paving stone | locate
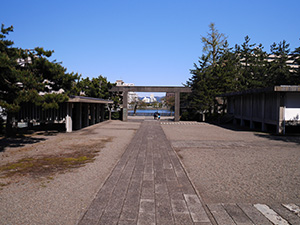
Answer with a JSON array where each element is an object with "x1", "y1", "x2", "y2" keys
[
  {"x1": 171, "y1": 200, "x2": 189, "y2": 213},
  {"x1": 167, "y1": 180, "x2": 184, "y2": 200},
  {"x1": 143, "y1": 173, "x2": 154, "y2": 181},
  {"x1": 207, "y1": 203, "x2": 235, "y2": 225},
  {"x1": 137, "y1": 212, "x2": 155, "y2": 225},
  {"x1": 223, "y1": 203, "x2": 253, "y2": 225},
  {"x1": 156, "y1": 196, "x2": 174, "y2": 225},
  {"x1": 173, "y1": 213, "x2": 194, "y2": 225},
  {"x1": 141, "y1": 187, "x2": 155, "y2": 200},
  {"x1": 155, "y1": 183, "x2": 168, "y2": 194},
  {"x1": 118, "y1": 220, "x2": 137, "y2": 225},
  {"x1": 184, "y1": 194, "x2": 211, "y2": 223},
  {"x1": 139, "y1": 199, "x2": 155, "y2": 213},
  {"x1": 142, "y1": 180, "x2": 154, "y2": 189},
  {"x1": 254, "y1": 204, "x2": 289, "y2": 225},
  {"x1": 98, "y1": 210, "x2": 119, "y2": 225},
  {"x1": 270, "y1": 204, "x2": 300, "y2": 225},
  {"x1": 238, "y1": 203, "x2": 273, "y2": 225},
  {"x1": 164, "y1": 168, "x2": 177, "y2": 181}
]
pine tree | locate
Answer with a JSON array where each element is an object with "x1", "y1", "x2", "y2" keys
[
  {"x1": 0, "y1": 25, "x2": 80, "y2": 135},
  {"x1": 291, "y1": 43, "x2": 300, "y2": 84},
  {"x1": 201, "y1": 23, "x2": 227, "y2": 66},
  {"x1": 267, "y1": 40, "x2": 292, "y2": 85}
]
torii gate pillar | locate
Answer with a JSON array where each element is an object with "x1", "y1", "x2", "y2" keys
[
  {"x1": 122, "y1": 90, "x2": 128, "y2": 122},
  {"x1": 174, "y1": 92, "x2": 180, "y2": 122}
]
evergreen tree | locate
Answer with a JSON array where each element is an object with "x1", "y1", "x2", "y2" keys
[
  {"x1": 77, "y1": 75, "x2": 113, "y2": 99},
  {"x1": 0, "y1": 24, "x2": 79, "y2": 135},
  {"x1": 188, "y1": 54, "x2": 214, "y2": 113},
  {"x1": 292, "y1": 43, "x2": 300, "y2": 84},
  {"x1": 235, "y1": 36, "x2": 268, "y2": 89},
  {"x1": 267, "y1": 40, "x2": 292, "y2": 85},
  {"x1": 188, "y1": 24, "x2": 229, "y2": 116},
  {"x1": 201, "y1": 23, "x2": 227, "y2": 66},
  {"x1": 76, "y1": 75, "x2": 120, "y2": 109}
]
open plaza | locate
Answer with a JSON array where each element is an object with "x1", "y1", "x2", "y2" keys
[{"x1": 0, "y1": 117, "x2": 299, "y2": 224}]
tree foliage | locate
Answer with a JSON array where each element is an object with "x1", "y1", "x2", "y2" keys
[
  {"x1": 201, "y1": 23, "x2": 227, "y2": 65},
  {"x1": 187, "y1": 23, "x2": 300, "y2": 120},
  {"x1": 0, "y1": 24, "x2": 80, "y2": 135},
  {"x1": 75, "y1": 75, "x2": 120, "y2": 108}
]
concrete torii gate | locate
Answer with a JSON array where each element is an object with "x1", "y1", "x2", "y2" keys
[{"x1": 110, "y1": 86, "x2": 192, "y2": 122}]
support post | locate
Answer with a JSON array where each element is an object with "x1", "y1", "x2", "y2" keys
[
  {"x1": 82, "y1": 104, "x2": 89, "y2": 127},
  {"x1": 250, "y1": 95, "x2": 254, "y2": 129},
  {"x1": 277, "y1": 93, "x2": 285, "y2": 134},
  {"x1": 96, "y1": 104, "x2": 100, "y2": 123},
  {"x1": 108, "y1": 105, "x2": 112, "y2": 120},
  {"x1": 75, "y1": 103, "x2": 82, "y2": 130},
  {"x1": 240, "y1": 95, "x2": 244, "y2": 126},
  {"x1": 174, "y1": 92, "x2": 180, "y2": 122},
  {"x1": 100, "y1": 104, "x2": 105, "y2": 122},
  {"x1": 261, "y1": 93, "x2": 266, "y2": 132},
  {"x1": 66, "y1": 103, "x2": 73, "y2": 132},
  {"x1": 91, "y1": 104, "x2": 95, "y2": 125},
  {"x1": 122, "y1": 91, "x2": 128, "y2": 122}
]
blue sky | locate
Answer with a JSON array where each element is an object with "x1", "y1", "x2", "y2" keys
[{"x1": 1, "y1": 0, "x2": 300, "y2": 88}]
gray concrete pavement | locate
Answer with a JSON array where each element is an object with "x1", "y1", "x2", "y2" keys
[{"x1": 161, "y1": 121, "x2": 300, "y2": 204}]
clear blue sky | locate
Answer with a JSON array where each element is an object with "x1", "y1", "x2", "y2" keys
[{"x1": 2, "y1": 0, "x2": 300, "y2": 87}]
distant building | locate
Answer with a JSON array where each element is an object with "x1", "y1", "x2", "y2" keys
[
  {"x1": 116, "y1": 80, "x2": 139, "y2": 107},
  {"x1": 142, "y1": 97, "x2": 150, "y2": 103},
  {"x1": 141, "y1": 94, "x2": 157, "y2": 103},
  {"x1": 267, "y1": 54, "x2": 299, "y2": 72},
  {"x1": 149, "y1": 94, "x2": 157, "y2": 102}
]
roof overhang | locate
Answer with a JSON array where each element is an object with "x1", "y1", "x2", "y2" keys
[
  {"x1": 220, "y1": 85, "x2": 300, "y2": 97},
  {"x1": 68, "y1": 95, "x2": 113, "y2": 104}
]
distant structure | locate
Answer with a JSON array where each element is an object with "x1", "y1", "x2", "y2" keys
[
  {"x1": 116, "y1": 80, "x2": 139, "y2": 107},
  {"x1": 267, "y1": 54, "x2": 299, "y2": 72},
  {"x1": 142, "y1": 94, "x2": 157, "y2": 103}
]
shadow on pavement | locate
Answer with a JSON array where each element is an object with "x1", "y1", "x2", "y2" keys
[
  {"x1": 0, "y1": 136, "x2": 47, "y2": 152},
  {"x1": 254, "y1": 133, "x2": 300, "y2": 145},
  {"x1": 212, "y1": 122, "x2": 300, "y2": 145}
]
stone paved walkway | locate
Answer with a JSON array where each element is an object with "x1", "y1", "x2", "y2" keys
[
  {"x1": 78, "y1": 121, "x2": 211, "y2": 225},
  {"x1": 78, "y1": 120, "x2": 300, "y2": 225}
]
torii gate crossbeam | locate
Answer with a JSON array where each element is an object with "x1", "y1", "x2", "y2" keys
[{"x1": 110, "y1": 86, "x2": 192, "y2": 122}]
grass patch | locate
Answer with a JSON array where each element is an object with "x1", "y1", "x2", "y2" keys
[
  {"x1": 0, "y1": 136, "x2": 114, "y2": 188},
  {"x1": 0, "y1": 182, "x2": 9, "y2": 187},
  {"x1": 0, "y1": 149, "x2": 98, "y2": 179}
]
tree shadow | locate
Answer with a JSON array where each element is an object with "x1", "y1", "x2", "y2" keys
[
  {"x1": 0, "y1": 124, "x2": 66, "y2": 152},
  {"x1": 0, "y1": 135, "x2": 47, "y2": 152},
  {"x1": 211, "y1": 122, "x2": 300, "y2": 145},
  {"x1": 210, "y1": 122, "x2": 255, "y2": 132}
]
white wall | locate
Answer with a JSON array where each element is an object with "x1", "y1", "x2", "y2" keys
[{"x1": 285, "y1": 93, "x2": 300, "y2": 121}]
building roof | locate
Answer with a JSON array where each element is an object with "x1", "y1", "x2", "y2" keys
[
  {"x1": 68, "y1": 95, "x2": 113, "y2": 104},
  {"x1": 221, "y1": 85, "x2": 300, "y2": 97}
]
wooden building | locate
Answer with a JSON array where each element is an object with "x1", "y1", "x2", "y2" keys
[
  {"x1": 16, "y1": 95, "x2": 113, "y2": 132},
  {"x1": 222, "y1": 86, "x2": 300, "y2": 134}
]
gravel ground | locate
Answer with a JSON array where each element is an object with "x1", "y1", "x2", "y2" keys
[
  {"x1": 0, "y1": 120, "x2": 140, "y2": 225},
  {"x1": 162, "y1": 122, "x2": 300, "y2": 204}
]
